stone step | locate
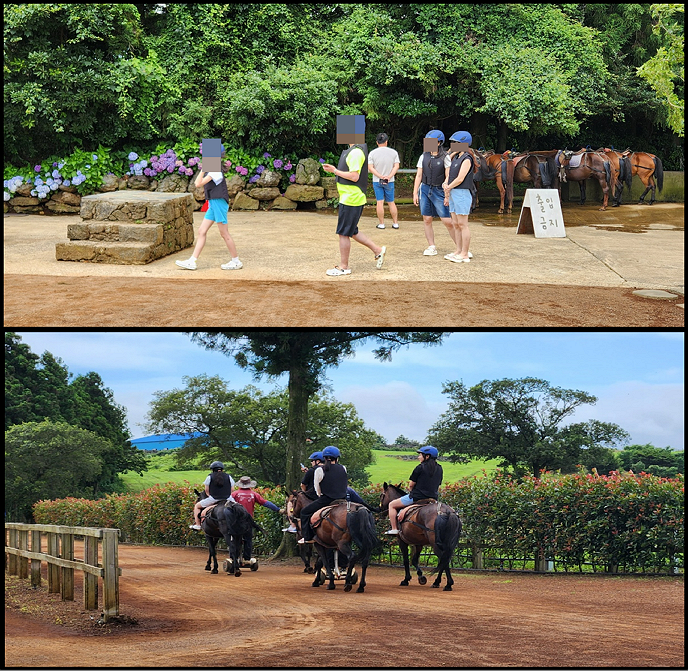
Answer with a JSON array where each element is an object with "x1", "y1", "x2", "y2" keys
[
  {"x1": 67, "y1": 222, "x2": 164, "y2": 244},
  {"x1": 56, "y1": 241, "x2": 161, "y2": 265}
]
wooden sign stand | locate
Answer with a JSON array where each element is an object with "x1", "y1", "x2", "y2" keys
[{"x1": 516, "y1": 189, "x2": 566, "y2": 237}]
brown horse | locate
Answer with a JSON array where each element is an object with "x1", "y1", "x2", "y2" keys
[
  {"x1": 624, "y1": 151, "x2": 664, "y2": 204},
  {"x1": 380, "y1": 482, "x2": 462, "y2": 591},
  {"x1": 503, "y1": 149, "x2": 569, "y2": 214},
  {"x1": 596, "y1": 148, "x2": 633, "y2": 207},
  {"x1": 305, "y1": 500, "x2": 379, "y2": 592},
  {"x1": 560, "y1": 148, "x2": 617, "y2": 210},
  {"x1": 469, "y1": 148, "x2": 501, "y2": 211},
  {"x1": 285, "y1": 490, "x2": 317, "y2": 573},
  {"x1": 478, "y1": 150, "x2": 513, "y2": 213}
]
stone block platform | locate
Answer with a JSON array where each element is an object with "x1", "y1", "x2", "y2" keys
[{"x1": 55, "y1": 191, "x2": 194, "y2": 264}]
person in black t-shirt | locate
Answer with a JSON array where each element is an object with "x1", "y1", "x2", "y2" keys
[
  {"x1": 298, "y1": 446, "x2": 349, "y2": 544},
  {"x1": 385, "y1": 446, "x2": 443, "y2": 535}
]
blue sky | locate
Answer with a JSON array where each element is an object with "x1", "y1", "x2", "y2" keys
[{"x1": 13, "y1": 331, "x2": 684, "y2": 450}]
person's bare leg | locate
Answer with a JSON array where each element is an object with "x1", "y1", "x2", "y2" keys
[
  {"x1": 441, "y1": 216, "x2": 458, "y2": 246},
  {"x1": 423, "y1": 215, "x2": 435, "y2": 247},
  {"x1": 376, "y1": 200, "x2": 385, "y2": 226},
  {"x1": 351, "y1": 232, "x2": 383, "y2": 257},
  {"x1": 217, "y1": 222, "x2": 238, "y2": 258},
  {"x1": 388, "y1": 200, "x2": 398, "y2": 225},
  {"x1": 454, "y1": 214, "x2": 471, "y2": 258},
  {"x1": 190, "y1": 218, "x2": 215, "y2": 259},
  {"x1": 338, "y1": 235, "x2": 352, "y2": 269}
]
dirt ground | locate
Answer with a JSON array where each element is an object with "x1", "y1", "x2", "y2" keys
[
  {"x1": 3, "y1": 203, "x2": 684, "y2": 327},
  {"x1": 5, "y1": 544, "x2": 684, "y2": 668}
]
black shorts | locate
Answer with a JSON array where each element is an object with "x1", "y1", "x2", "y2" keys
[{"x1": 335, "y1": 204, "x2": 364, "y2": 237}]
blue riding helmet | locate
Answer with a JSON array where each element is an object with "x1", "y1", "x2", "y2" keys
[
  {"x1": 449, "y1": 131, "x2": 472, "y2": 146},
  {"x1": 308, "y1": 451, "x2": 324, "y2": 461},
  {"x1": 322, "y1": 445, "x2": 341, "y2": 459},
  {"x1": 210, "y1": 461, "x2": 225, "y2": 470},
  {"x1": 425, "y1": 130, "x2": 445, "y2": 143},
  {"x1": 417, "y1": 446, "x2": 439, "y2": 459}
]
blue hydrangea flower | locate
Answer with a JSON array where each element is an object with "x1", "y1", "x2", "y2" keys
[
  {"x1": 52, "y1": 169, "x2": 60, "y2": 178},
  {"x1": 92, "y1": 154, "x2": 98, "y2": 161},
  {"x1": 4, "y1": 191, "x2": 10, "y2": 201},
  {"x1": 128, "y1": 152, "x2": 139, "y2": 161},
  {"x1": 63, "y1": 179, "x2": 71, "y2": 187}
]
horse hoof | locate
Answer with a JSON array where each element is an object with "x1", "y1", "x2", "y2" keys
[
  {"x1": 399, "y1": 580, "x2": 409, "y2": 586},
  {"x1": 327, "y1": 584, "x2": 336, "y2": 590},
  {"x1": 344, "y1": 584, "x2": 352, "y2": 592},
  {"x1": 211, "y1": 569, "x2": 218, "y2": 574},
  {"x1": 418, "y1": 576, "x2": 427, "y2": 586},
  {"x1": 204, "y1": 566, "x2": 211, "y2": 571},
  {"x1": 234, "y1": 572, "x2": 242, "y2": 577},
  {"x1": 443, "y1": 585, "x2": 453, "y2": 591},
  {"x1": 356, "y1": 586, "x2": 365, "y2": 593},
  {"x1": 432, "y1": 583, "x2": 440, "y2": 588}
]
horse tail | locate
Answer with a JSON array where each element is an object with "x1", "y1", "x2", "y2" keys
[
  {"x1": 347, "y1": 508, "x2": 381, "y2": 557},
  {"x1": 434, "y1": 510, "x2": 462, "y2": 564},
  {"x1": 653, "y1": 156, "x2": 664, "y2": 192}
]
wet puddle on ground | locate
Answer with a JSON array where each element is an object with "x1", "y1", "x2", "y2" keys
[{"x1": 312, "y1": 202, "x2": 684, "y2": 234}]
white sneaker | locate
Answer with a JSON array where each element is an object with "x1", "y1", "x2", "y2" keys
[
  {"x1": 221, "y1": 259, "x2": 243, "y2": 270},
  {"x1": 376, "y1": 223, "x2": 385, "y2": 229},
  {"x1": 189, "y1": 524, "x2": 202, "y2": 530},
  {"x1": 282, "y1": 527, "x2": 298, "y2": 533},
  {"x1": 423, "y1": 246, "x2": 438, "y2": 256},
  {"x1": 176, "y1": 259, "x2": 197, "y2": 270},
  {"x1": 385, "y1": 529, "x2": 400, "y2": 535},
  {"x1": 392, "y1": 223, "x2": 399, "y2": 229}
]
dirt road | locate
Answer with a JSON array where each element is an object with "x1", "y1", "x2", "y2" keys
[
  {"x1": 5, "y1": 544, "x2": 684, "y2": 668},
  {"x1": 3, "y1": 203, "x2": 684, "y2": 327}
]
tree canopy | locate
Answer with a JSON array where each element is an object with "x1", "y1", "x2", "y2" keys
[
  {"x1": 3, "y1": 3, "x2": 683, "y2": 168},
  {"x1": 427, "y1": 377, "x2": 631, "y2": 477},
  {"x1": 144, "y1": 375, "x2": 378, "y2": 486}
]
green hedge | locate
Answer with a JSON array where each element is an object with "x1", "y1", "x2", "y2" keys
[{"x1": 33, "y1": 471, "x2": 683, "y2": 573}]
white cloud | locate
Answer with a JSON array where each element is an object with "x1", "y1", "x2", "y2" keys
[
  {"x1": 571, "y1": 381, "x2": 684, "y2": 450},
  {"x1": 335, "y1": 381, "x2": 447, "y2": 444}
]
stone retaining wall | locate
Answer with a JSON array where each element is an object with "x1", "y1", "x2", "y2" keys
[{"x1": 6, "y1": 158, "x2": 342, "y2": 215}]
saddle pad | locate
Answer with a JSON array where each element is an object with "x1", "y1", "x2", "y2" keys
[
  {"x1": 398, "y1": 499, "x2": 437, "y2": 523},
  {"x1": 567, "y1": 153, "x2": 583, "y2": 169}
]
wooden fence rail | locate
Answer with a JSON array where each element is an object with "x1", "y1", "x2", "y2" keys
[{"x1": 5, "y1": 523, "x2": 120, "y2": 621}]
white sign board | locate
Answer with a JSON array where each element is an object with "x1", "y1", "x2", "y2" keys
[{"x1": 516, "y1": 189, "x2": 566, "y2": 237}]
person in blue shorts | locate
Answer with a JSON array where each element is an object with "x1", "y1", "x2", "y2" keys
[
  {"x1": 412, "y1": 130, "x2": 458, "y2": 257},
  {"x1": 176, "y1": 144, "x2": 242, "y2": 271},
  {"x1": 442, "y1": 131, "x2": 475, "y2": 263},
  {"x1": 368, "y1": 133, "x2": 400, "y2": 230}
]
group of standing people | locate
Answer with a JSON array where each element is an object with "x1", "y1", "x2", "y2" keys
[{"x1": 174, "y1": 128, "x2": 473, "y2": 275}]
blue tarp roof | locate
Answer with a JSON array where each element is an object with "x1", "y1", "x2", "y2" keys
[{"x1": 130, "y1": 432, "x2": 205, "y2": 444}]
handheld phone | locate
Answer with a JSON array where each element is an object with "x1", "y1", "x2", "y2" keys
[{"x1": 300, "y1": 463, "x2": 306, "y2": 469}]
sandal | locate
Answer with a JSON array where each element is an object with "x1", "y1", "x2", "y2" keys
[
  {"x1": 375, "y1": 246, "x2": 386, "y2": 269},
  {"x1": 326, "y1": 266, "x2": 352, "y2": 276}
]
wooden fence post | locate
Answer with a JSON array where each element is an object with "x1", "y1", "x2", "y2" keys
[
  {"x1": 8, "y1": 528, "x2": 18, "y2": 575},
  {"x1": 101, "y1": 529, "x2": 119, "y2": 621},
  {"x1": 31, "y1": 529, "x2": 42, "y2": 588},
  {"x1": 83, "y1": 535, "x2": 98, "y2": 611},
  {"x1": 18, "y1": 529, "x2": 29, "y2": 579},
  {"x1": 47, "y1": 532, "x2": 60, "y2": 593},
  {"x1": 60, "y1": 532, "x2": 75, "y2": 601}
]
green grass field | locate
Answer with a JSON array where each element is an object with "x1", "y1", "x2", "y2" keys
[{"x1": 119, "y1": 448, "x2": 499, "y2": 493}]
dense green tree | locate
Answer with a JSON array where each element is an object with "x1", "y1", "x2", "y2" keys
[
  {"x1": 427, "y1": 377, "x2": 630, "y2": 478},
  {"x1": 5, "y1": 420, "x2": 110, "y2": 521},
  {"x1": 5, "y1": 332, "x2": 41, "y2": 429},
  {"x1": 145, "y1": 376, "x2": 377, "y2": 486},
  {"x1": 618, "y1": 443, "x2": 684, "y2": 477}
]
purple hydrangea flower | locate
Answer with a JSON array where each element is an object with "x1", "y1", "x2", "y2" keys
[
  {"x1": 34, "y1": 164, "x2": 42, "y2": 172},
  {"x1": 167, "y1": 165, "x2": 175, "y2": 173},
  {"x1": 185, "y1": 168, "x2": 193, "y2": 176},
  {"x1": 249, "y1": 175, "x2": 259, "y2": 183},
  {"x1": 52, "y1": 162, "x2": 58, "y2": 167},
  {"x1": 284, "y1": 161, "x2": 292, "y2": 170},
  {"x1": 273, "y1": 159, "x2": 283, "y2": 169},
  {"x1": 263, "y1": 152, "x2": 271, "y2": 158},
  {"x1": 256, "y1": 165, "x2": 265, "y2": 174},
  {"x1": 289, "y1": 174, "x2": 296, "y2": 183},
  {"x1": 319, "y1": 158, "x2": 325, "y2": 163},
  {"x1": 144, "y1": 168, "x2": 152, "y2": 176}
]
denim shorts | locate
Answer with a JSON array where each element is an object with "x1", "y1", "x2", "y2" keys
[
  {"x1": 398, "y1": 494, "x2": 414, "y2": 506},
  {"x1": 373, "y1": 181, "x2": 395, "y2": 202},
  {"x1": 419, "y1": 183, "x2": 451, "y2": 218},
  {"x1": 204, "y1": 198, "x2": 229, "y2": 224},
  {"x1": 449, "y1": 188, "x2": 473, "y2": 215}
]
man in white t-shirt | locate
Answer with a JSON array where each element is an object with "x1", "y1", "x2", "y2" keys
[{"x1": 368, "y1": 133, "x2": 401, "y2": 229}]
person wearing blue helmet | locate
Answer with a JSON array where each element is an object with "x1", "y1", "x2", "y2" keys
[
  {"x1": 385, "y1": 445, "x2": 443, "y2": 535},
  {"x1": 413, "y1": 130, "x2": 458, "y2": 257},
  {"x1": 442, "y1": 131, "x2": 475, "y2": 263},
  {"x1": 298, "y1": 446, "x2": 349, "y2": 544},
  {"x1": 282, "y1": 451, "x2": 324, "y2": 532}
]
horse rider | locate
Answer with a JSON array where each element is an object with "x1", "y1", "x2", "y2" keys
[
  {"x1": 190, "y1": 461, "x2": 235, "y2": 530},
  {"x1": 297, "y1": 446, "x2": 349, "y2": 544},
  {"x1": 386, "y1": 445, "x2": 443, "y2": 535},
  {"x1": 232, "y1": 475, "x2": 281, "y2": 566}
]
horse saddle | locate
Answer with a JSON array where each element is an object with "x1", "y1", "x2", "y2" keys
[
  {"x1": 566, "y1": 152, "x2": 584, "y2": 169},
  {"x1": 398, "y1": 498, "x2": 439, "y2": 524},
  {"x1": 310, "y1": 500, "x2": 359, "y2": 529},
  {"x1": 199, "y1": 499, "x2": 227, "y2": 524}
]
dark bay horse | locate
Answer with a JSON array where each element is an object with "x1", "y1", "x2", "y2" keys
[
  {"x1": 194, "y1": 490, "x2": 263, "y2": 577},
  {"x1": 503, "y1": 150, "x2": 568, "y2": 214},
  {"x1": 286, "y1": 490, "x2": 316, "y2": 573},
  {"x1": 307, "y1": 500, "x2": 380, "y2": 592},
  {"x1": 625, "y1": 151, "x2": 664, "y2": 204},
  {"x1": 560, "y1": 148, "x2": 617, "y2": 210},
  {"x1": 380, "y1": 482, "x2": 461, "y2": 591}
]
